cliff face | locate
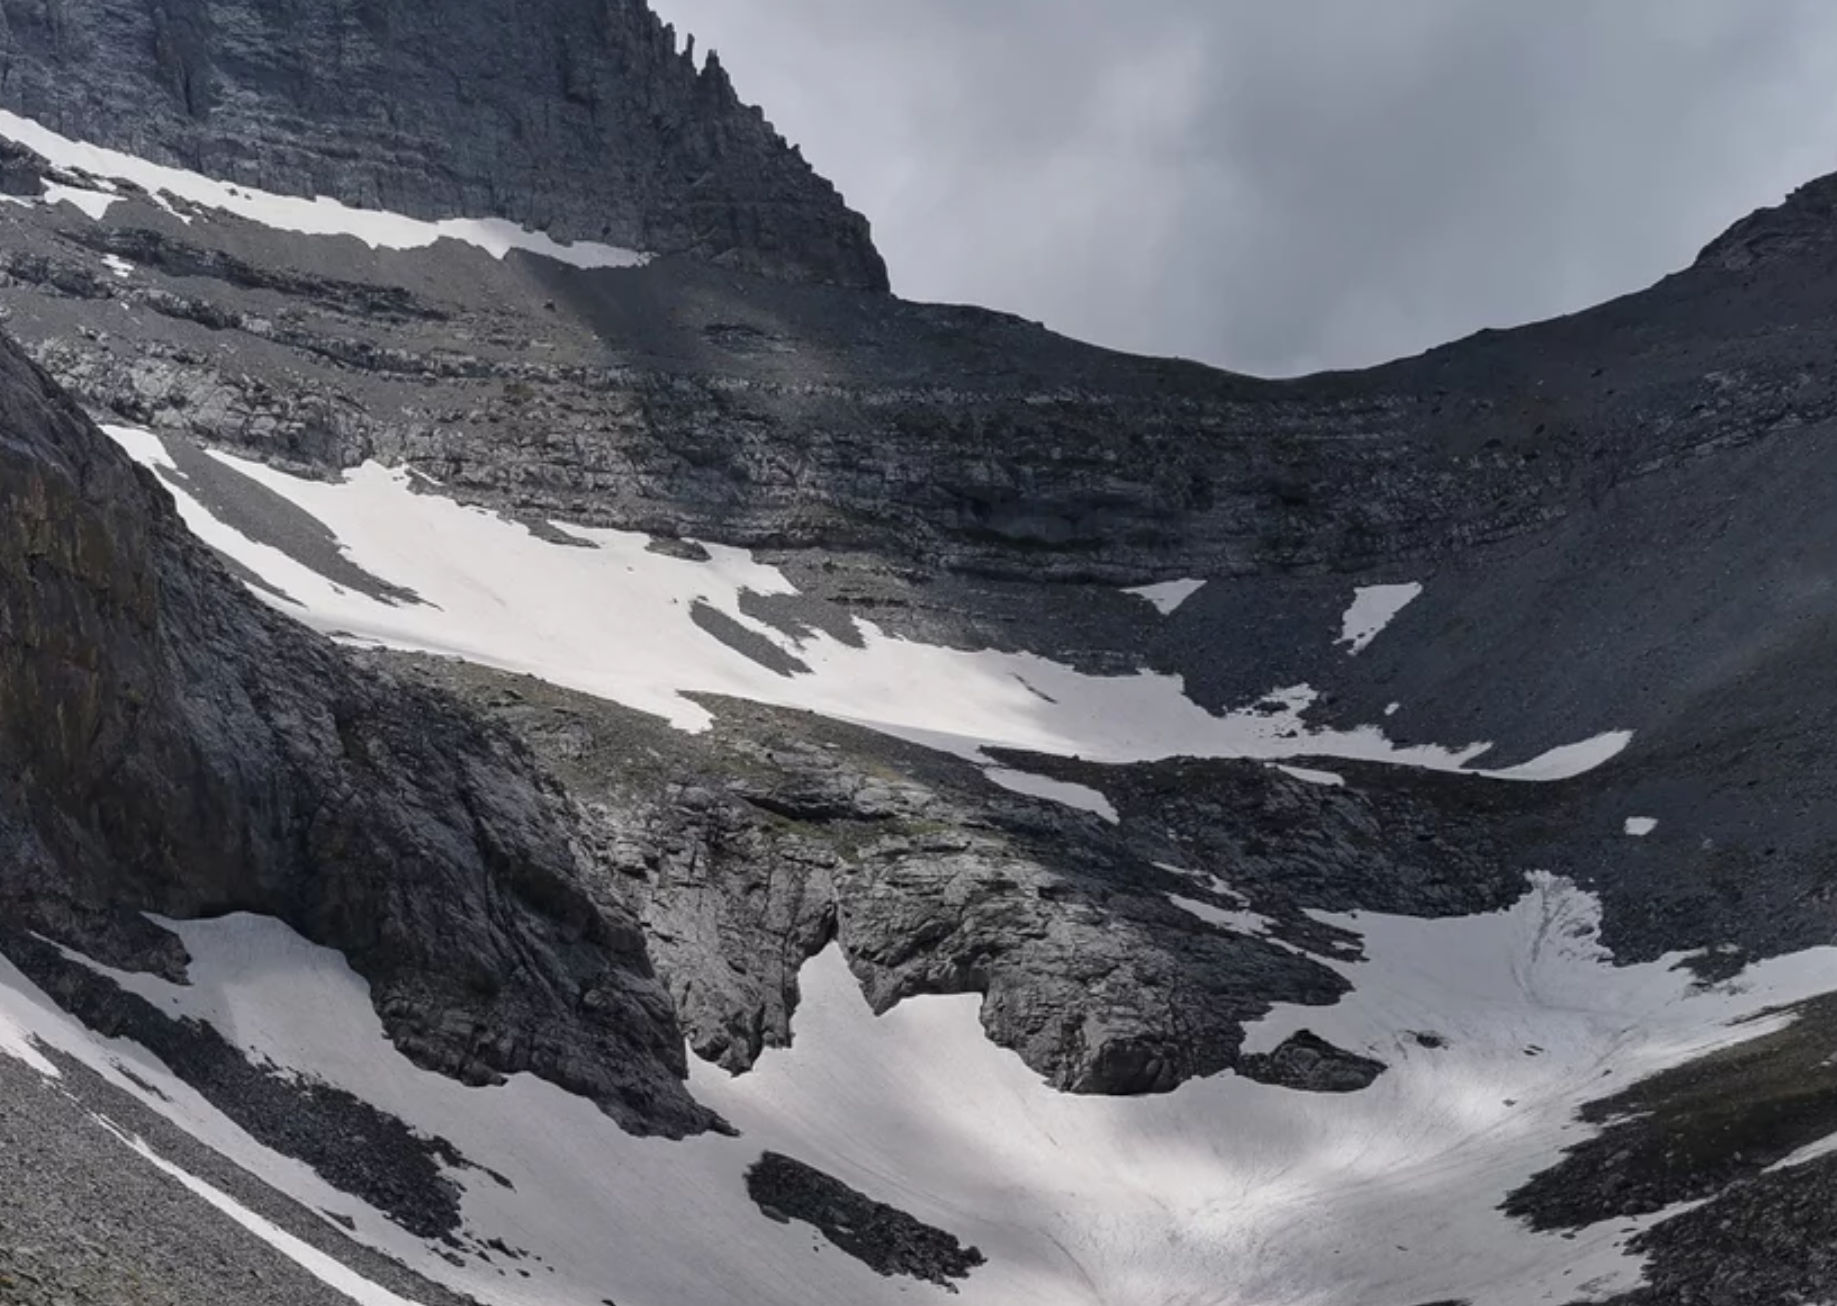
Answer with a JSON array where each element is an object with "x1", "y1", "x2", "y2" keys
[
  {"x1": 0, "y1": 325, "x2": 710, "y2": 1137},
  {"x1": 0, "y1": 0, "x2": 888, "y2": 289},
  {"x1": 12, "y1": 187, "x2": 1837, "y2": 592}
]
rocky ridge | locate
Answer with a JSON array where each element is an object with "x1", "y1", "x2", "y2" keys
[
  {"x1": 1, "y1": 138, "x2": 1835, "y2": 599},
  {"x1": 0, "y1": 0, "x2": 886, "y2": 289}
]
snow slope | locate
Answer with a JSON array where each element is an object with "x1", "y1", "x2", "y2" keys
[
  {"x1": 1338, "y1": 583, "x2": 1424, "y2": 655},
  {"x1": 7, "y1": 884, "x2": 1837, "y2": 1305},
  {"x1": 0, "y1": 110, "x2": 646, "y2": 270},
  {"x1": 102, "y1": 428, "x2": 1633, "y2": 792}
]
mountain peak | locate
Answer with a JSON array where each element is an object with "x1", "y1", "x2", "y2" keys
[
  {"x1": 0, "y1": 0, "x2": 888, "y2": 289},
  {"x1": 1694, "y1": 168, "x2": 1837, "y2": 273}
]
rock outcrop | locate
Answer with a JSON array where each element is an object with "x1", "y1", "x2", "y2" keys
[
  {"x1": 6, "y1": 148, "x2": 1837, "y2": 594},
  {"x1": 0, "y1": 0, "x2": 887, "y2": 289},
  {"x1": 0, "y1": 325, "x2": 709, "y2": 1137},
  {"x1": 374, "y1": 657, "x2": 1544, "y2": 1099},
  {"x1": 746, "y1": 1151, "x2": 986, "y2": 1291}
]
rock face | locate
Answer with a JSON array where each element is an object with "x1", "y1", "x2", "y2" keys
[
  {"x1": 5, "y1": 149, "x2": 1837, "y2": 593},
  {"x1": 1237, "y1": 1030, "x2": 1386, "y2": 1094},
  {"x1": 0, "y1": 0, "x2": 887, "y2": 289},
  {"x1": 0, "y1": 326, "x2": 708, "y2": 1137},
  {"x1": 374, "y1": 657, "x2": 1543, "y2": 1099}
]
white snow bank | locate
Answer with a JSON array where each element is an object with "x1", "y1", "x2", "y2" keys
[
  {"x1": 101, "y1": 427, "x2": 1635, "y2": 786},
  {"x1": 1481, "y1": 731, "x2": 1634, "y2": 782},
  {"x1": 0, "y1": 109, "x2": 646, "y2": 270},
  {"x1": 982, "y1": 767, "x2": 1119, "y2": 822},
  {"x1": 1625, "y1": 817, "x2": 1658, "y2": 837},
  {"x1": 1338, "y1": 582, "x2": 1423, "y2": 654},
  {"x1": 42, "y1": 181, "x2": 117, "y2": 220},
  {"x1": 1121, "y1": 578, "x2": 1205, "y2": 615},
  {"x1": 9, "y1": 885, "x2": 1837, "y2": 1305}
]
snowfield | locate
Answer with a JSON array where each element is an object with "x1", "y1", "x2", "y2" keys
[
  {"x1": 25, "y1": 345, "x2": 1799, "y2": 1306},
  {"x1": 6, "y1": 884, "x2": 1837, "y2": 1305},
  {"x1": 102, "y1": 427, "x2": 1633, "y2": 802}
]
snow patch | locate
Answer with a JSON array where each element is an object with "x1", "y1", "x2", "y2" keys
[
  {"x1": 0, "y1": 109, "x2": 646, "y2": 270},
  {"x1": 0, "y1": 1004, "x2": 58, "y2": 1078},
  {"x1": 1121, "y1": 578, "x2": 1205, "y2": 616},
  {"x1": 1480, "y1": 731, "x2": 1634, "y2": 782},
  {"x1": 1167, "y1": 893, "x2": 1277, "y2": 936},
  {"x1": 103, "y1": 424, "x2": 178, "y2": 469},
  {"x1": 1338, "y1": 582, "x2": 1423, "y2": 654},
  {"x1": 42, "y1": 182, "x2": 117, "y2": 220},
  {"x1": 1625, "y1": 816, "x2": 1658, "y2": 837},
  {"x1": 101, "y1": 253, "x2": 134, "y2": 278},
  {"x1": 1769, "y1": 1124, "x2": 1837, "y2": 1174},
  {"x1": 983, "y1": 767, "x2": 1119, "y2": 822}
]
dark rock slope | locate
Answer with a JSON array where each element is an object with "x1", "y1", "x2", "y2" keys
[
  {"x1": 0, "y1": 0, "x2": 886, "y2": 289},
  {"x1": 0, "y1": 326, "x2": 709, "y2": 1137},
  {"x1": 1, "y1": 141, "x2": 1834, "y2": 592}
]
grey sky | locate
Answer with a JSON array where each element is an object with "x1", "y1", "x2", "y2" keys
[{"x1": 649, "y1": 0, "x2": 1837, "y2": 377}]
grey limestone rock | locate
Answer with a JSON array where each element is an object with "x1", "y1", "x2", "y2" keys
[
  {"x1": 13, "y1": 9, "x2": 1837, "y2": 1295},
  {"x1": 369, "y1": 659, "x2": 1571, "y2": 1102}
]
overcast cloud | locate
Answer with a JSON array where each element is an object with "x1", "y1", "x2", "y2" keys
[{"x1": 648, "y1": 0, "x2": 1837, "y2": 376}]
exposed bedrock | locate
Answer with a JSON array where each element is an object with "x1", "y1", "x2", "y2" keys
[
  {"x1": 0, "y1": 326, "x2": 709, "y2": 1136},
  {"x1": 373, "y1": 658, "x2": 1561, "y2": 1099},
  {"x1": 3, "y1": 162, "x2": 1837, "y2": 596}
]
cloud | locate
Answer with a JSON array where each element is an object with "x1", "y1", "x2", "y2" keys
[{"x1": 649, "y1": 0, "x2": 1837, "y2": 376}]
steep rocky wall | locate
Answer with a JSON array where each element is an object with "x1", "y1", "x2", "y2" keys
[
  {"x1": 12, "y1": 201, "x2": 1837, "y2": 590},
  {"x1": 0, "y1": 325, "x2": 709, "y2": 1136},
  {"x1": 0, "y1": 0, "x2": 887, "y2": 289}
]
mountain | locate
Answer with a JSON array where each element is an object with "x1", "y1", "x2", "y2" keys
[
  {"x1": 0, "y1": 0, "x2": 887, "y2": 289},
  {"x1": 3, "y1": 5, "x2": 1837, "y2": 1305}
]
